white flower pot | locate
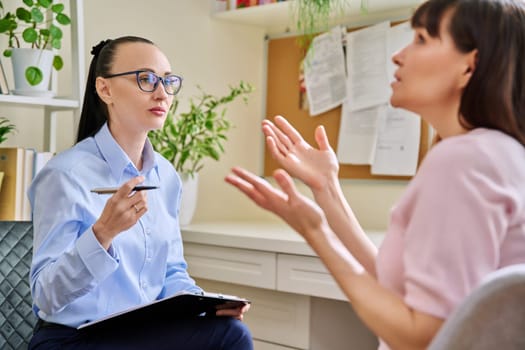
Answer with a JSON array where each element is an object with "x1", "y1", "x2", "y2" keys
[
  {"x1": 10, "y1": 48, "x2": 54, "y2": 97},
  {"x1": 179, "y1": 172, "x2": 198, "y2": 226}
]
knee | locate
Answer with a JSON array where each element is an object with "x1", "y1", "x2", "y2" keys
[{"x1": 224, "y1": 318, "x2": 253, "y2": 350}]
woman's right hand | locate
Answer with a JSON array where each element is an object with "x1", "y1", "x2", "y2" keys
[
  {"x1": 263, "y1": 115, "x2": 339, "y2": 192},
  {"x1": 92, "y1": 176, "x2": 148, "y2": 250}
]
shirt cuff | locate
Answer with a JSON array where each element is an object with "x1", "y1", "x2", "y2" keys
[{"x1": 76, "y1": 227, "x2": 118, "y2": 282}]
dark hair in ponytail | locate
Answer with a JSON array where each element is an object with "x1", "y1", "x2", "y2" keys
[{"x1": 76, "y1": 36, "x2": 155, "y2": 143}]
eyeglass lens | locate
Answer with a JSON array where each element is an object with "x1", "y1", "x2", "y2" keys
[{"x1": 137, "y1": 71, "x2": 181, "y2": 95}]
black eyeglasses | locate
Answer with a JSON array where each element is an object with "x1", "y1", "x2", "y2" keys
[{"x1": 103, "y1": 70, "x2": 183, "y2": 95}]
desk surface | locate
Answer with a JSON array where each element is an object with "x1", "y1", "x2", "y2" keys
[{"x1": 181, "y1": 221, "x2": 385, "y2": 256}]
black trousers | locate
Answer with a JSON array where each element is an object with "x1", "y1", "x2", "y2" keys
[{"x1": 29, "y1": 316, "x2": 253, "y2": 350}]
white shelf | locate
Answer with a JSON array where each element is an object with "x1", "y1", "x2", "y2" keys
[
  {"x1": 0, "y1": 94, "x2": 79, "y2": 110},
  {"x1": 212, "y1": 0, "x2": 423, "y2": 33}
]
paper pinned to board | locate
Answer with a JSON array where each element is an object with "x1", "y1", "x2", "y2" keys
[
  {"x1": 304, "y1": 26, "x2": 348, "y2": 116},
  {"x1": 345, "y1": 21, "x2": 391, "y2": 112}
]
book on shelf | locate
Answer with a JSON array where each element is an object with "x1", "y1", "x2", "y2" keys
[
  {"x1": 21, "y1": 148, "x2": 36, "y2": 220},
  {"x1": 0, "y1": 58, "x2": 10, "y2": 95},
  {"x1": 0, "y1": 148, "x2": 54, "y2": 220},
  {"x1": 0, "y1": 148, "x2": 25, "y2": 220}
]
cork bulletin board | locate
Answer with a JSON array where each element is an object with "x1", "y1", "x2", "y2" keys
[{"x1": 263, "y1": 29, "x2": 430, "y2": 180}]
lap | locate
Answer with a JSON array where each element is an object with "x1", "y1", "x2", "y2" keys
[{"x1": 29, "y1": 317, "x2": 253, "y2": 350}]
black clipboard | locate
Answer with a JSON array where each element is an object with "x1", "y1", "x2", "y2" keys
[{"x1": 77, "y1": 291, "x2": 250, "y2": 331}]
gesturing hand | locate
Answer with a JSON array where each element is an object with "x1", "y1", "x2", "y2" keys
[
  {"x1": 92, "y1": 176, "x2": 148, "y2": 250},
  {"x1": 225, "y1": 167, "x2": 326, "y2": 241},
  {"x1": 263, "y1": 115, "x2": 339, "y2": 192}
]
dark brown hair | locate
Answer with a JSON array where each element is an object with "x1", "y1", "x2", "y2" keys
[
  {"x1": 76, "y1": 36, "x2": 155, "y2": 143},
  {"x1": 412, "y1": 0, "x2": 525, "y2": 146}
]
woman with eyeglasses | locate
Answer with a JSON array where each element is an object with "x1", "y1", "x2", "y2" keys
[
  {"x1": 226, "y1": 0, "x2": 525, "y2": 349},
  {"x1": 28, "y1": 36, "x2": 253, "y2": 350}
]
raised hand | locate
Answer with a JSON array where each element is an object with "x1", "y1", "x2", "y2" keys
[
  {"x1": 92, "y1": 176, "x2": 148, "y2": 249},
  {"x1": 225, "y1": 167, "x2": 326, "y2": 240},
  {"x1": 263, "y1": 115, "x2": 339, "y2": 191}
]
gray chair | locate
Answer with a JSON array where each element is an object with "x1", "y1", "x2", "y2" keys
[
  {"x1": 428, "y1": 264, "x2": 525, "y2": 350},
  {"x1": 0, "y1": 221, "x2": 37, "y2": 350}
]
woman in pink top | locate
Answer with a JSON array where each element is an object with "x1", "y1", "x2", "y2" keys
[{"x1": 225, "y1": 0, "x2": 525, "y2": 349}]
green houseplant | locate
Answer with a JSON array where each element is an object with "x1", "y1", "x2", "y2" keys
[
  {"x1": 0, "y1": 0, "x2": 71, "y2": 87},
  {"x1": 148, "y1": 81, "x2": 254, "y2": 179},
  {"x1": 148, "y1": 80, "x2": 253, "y2": 225},
  {"x1": 0, "y1": 117, "x2": 16, "y2": 191},
  {"x1": 292, "y1": 0, "x2": 367, "y2": 48}
]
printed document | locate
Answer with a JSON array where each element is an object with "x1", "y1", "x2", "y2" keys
[{"x1": 304, "y1": 26, "x2": 347, "y2": 116}]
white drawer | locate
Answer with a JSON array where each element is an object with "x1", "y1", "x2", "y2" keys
[
  {"x1": 277, "y1": 254, "x2": 346, "y2": 301},
  {"x1": 196, "y1": 279, "x2": 311, "y2": 350},
  {"x1": 184, "y1": 243, "x2": 277, "y2": 289}
]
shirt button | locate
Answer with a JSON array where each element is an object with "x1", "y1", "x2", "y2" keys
[{"x1": 141, "y1": 282, "x2": 147, "y2": 288}]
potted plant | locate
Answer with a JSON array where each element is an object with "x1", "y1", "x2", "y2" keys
[
  {"x1": 0, "y1": 0, "x2": 71, "y2": 94},
  {"x1": 0, "y1": 117, "x2": 16, "y2": 191},
  {"x1": 148, "y1": 80, "x2": 254, "y2": 225},
  {"x1": 292, "y1": 0, "x2": 367, "y2": 48}
]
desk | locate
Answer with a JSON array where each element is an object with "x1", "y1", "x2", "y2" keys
[{"x1": 181, "y1": 221, "x2": 384, "y2": 350}]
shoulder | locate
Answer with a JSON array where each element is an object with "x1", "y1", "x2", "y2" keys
[
  {"x1": 46, "y1": 138, "x2": 99, "y2": 174},
  {"x1": 418, "y1": 128, "x2": 525, "y2": 181}
]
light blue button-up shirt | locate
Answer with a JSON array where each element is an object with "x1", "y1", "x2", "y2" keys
[{"x1": 28, "y1": 123, "x2": 201, "y2": 328}]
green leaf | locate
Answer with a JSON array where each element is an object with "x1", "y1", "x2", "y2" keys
[
  {"x1": 53, "y1": 55, "x2": 63, "y2": 70},
  {"x1": 3, "y1": 49, "x2": 12, "y2": 57},
  {"x1": 0, "y1": 19, "x2": 11, "y2": 33},
  {"x1": 55, "y1": 13, "x2": 70, "y2": 25},
  {"x1": 22, "y1": 28, "x2": 38, "y2": 43},
  {"x1": 49, "y1": 25, "x2": 61, "y2": 39},
  {"x1": 51, "y1": 3, "x2": 64, "y2": 13},
  {"x1": 25, "y1": 66, "x2": 43, "y2": 85},
  {"x1": 51, "y1": 37, "x2": 60, "y2": 49},
  {"x1": 31, "y1": 8, "x2": 44, "y2": 23},
  {"x1": 16, "y1": 8, "x2": 32, "y2": 22},
  {"x1": 38, "y1": 0, "x2": 52, "y2": 8},
  {"x1": 22, "y1": 0, "x2": 33, "y2": 7}
]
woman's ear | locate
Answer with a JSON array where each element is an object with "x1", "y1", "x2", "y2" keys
[
  {"x1": 459, "y1": 49, "x2": 478, "y2": 88},
  {"x1": 95, "y1": 77, "x2": 112, "y2": 104}
]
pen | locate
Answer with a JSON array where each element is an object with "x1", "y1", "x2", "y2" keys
[{"x1": 90, "y1": 185, "x2": 159, "y2": 194}]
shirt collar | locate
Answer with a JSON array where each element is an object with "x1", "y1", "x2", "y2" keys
[{"x1": 94, "y1": 123, "x2": 158, "y2": 182}]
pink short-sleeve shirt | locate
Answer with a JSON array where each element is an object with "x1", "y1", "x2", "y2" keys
[{"x1": 376, "y1": 128, "x2": 525, "y2": 349}]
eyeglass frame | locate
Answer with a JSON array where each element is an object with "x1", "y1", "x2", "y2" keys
[{"x1": 102, "y1": 70, "x2": 183, "y2": 95}]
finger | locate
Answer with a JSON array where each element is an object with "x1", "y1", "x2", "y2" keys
[
  {"x1": 265, "y1": 135, "x2": 287, "y2": 162},
  {"x1": 263, "y1": 119, "x2": 293, "y2": 153},
  {"x1": 117, "y1": 176, "x2": 145, "y2": 198},
  {"x1": 227, "y1": 168, "x2": 287, "y2": 209},
  {"x1": 314, "y1": 125, "x2": 332, "y2": 151},
  {"x1": 263, "y1": 123, "x2": 289, "y2": 157},
  {"x1": 274, "y1": 115, "x2": 304, "y2": 145},
  {"x1": 272, "y1": 169, "x2": 299, "y2": 201},
  {"x1": 225, "y1": 170, "x2": 272, "y2": 208}
]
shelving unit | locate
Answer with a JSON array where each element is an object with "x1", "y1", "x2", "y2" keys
[
  {"x1": 212, "y1": 0, "x2": 423, "y2": 34},
  {"x1": 0, "y1": 0, "x2": 85, "y2": 153}
]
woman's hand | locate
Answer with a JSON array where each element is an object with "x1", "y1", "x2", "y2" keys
[
  {"x1": 225, "y1": 167, "x2": 326, "y2": 240},
  {"x1": 92, "y1": 176, "x2": 148, "y2": 249},
  {"x1": 216, "y1": 303, "x2": 251, "y2": 321},
  {"x1": 263, "y1": 115, "x2": 339, "y2": 192}
]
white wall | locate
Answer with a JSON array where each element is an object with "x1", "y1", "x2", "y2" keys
[{"x1": 2, "y1": 0, "x2": 407, "y2": 230}]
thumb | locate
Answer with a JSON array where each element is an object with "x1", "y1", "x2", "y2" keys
[{"x1": 314, "y1": 125, "x2": 332, "y2": 151}]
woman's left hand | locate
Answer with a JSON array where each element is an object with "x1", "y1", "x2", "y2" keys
[
  {"x1": 225, "y1": 166, "x2": 326, "y2": 240},
  {"x1": 216, "y1": 303, "x2": 251, "y2": 321}
]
